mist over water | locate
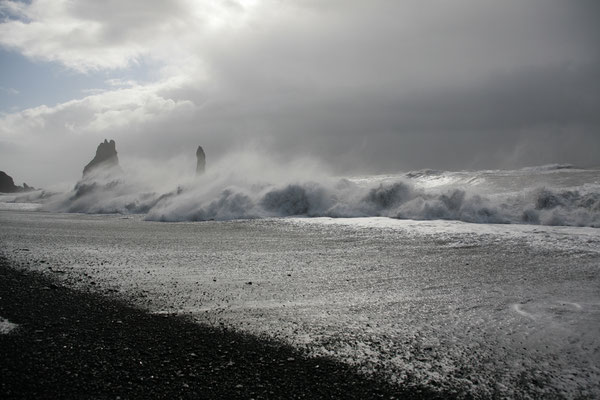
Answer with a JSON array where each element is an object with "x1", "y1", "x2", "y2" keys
[{"x1": 9, "y1": 152, "x2": 598, "y2": 227}]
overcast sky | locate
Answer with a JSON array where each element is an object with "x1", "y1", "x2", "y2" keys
[{"x1": 0, "y1": 0, "x2": 599, "y2": 187}]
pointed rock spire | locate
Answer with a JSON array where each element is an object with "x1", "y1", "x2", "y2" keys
[
  {"x1": 196, "y1": 146, "x2": 206, "y2": 176},
  {"x1": 83, "y1": 139, "x2": 121, "y2": 177}
]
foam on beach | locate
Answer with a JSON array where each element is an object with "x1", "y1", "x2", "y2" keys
[
  {"x1": 0, "y1": 317, "x2": 19, "y2": 334},
  {"x1": 1, "y1": 207, "x2": 599, "y2": 398}
]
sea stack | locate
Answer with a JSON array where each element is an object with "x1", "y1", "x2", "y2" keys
[
  {"x1": 0, "y1": 171, "x2": 19, "y2": 193},
  {"x1": 196, "y1": 146, "x2": 206, "y2": 176},
  {"x1": 83, "y1": 139, "x2": 121, "y2": 177},
  {"x1": 0, "y1": 171, "x2": 34, "y2": 193}
]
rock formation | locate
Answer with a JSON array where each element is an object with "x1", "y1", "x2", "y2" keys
[
  {"x1": 0, "y1": 171, "x2": 18, "y2": 193},
  {"x1": 83, "y1": 139, "x2": 121, "y2": 177},
  {"x1": 196, "y1": 146, "x2": 206, "y2": 176},
  {"x1": 0, "y1": 171, "x2": 35, "y2": 193}
]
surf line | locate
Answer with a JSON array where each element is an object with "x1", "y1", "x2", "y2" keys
[{"x1": 511, "y1": 303, "x2": 536, "y2": 320}]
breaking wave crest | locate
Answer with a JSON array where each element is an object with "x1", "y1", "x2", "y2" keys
[{"x1": 41, "y1": 158, "x2": 600, "y2": 227}]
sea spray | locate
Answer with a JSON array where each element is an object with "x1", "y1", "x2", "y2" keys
[{"x1": 37, "y1": 155, "x2": 600, "y2": 227}]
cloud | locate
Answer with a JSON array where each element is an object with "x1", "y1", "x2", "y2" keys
[
  {"x1": 0, "y1": 0, "x2": 599, "y2": 186},
  {"x1": 0, "y1": 0, "x2": 259, "y2": 72},
  {"x1": 0, "y1": 78, "x2": 197, "y2": 185},
  {"x1": 0, "y1": 86, "x2": 19, "y2": 95}
]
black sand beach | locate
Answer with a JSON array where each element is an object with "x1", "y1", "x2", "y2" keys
[{"x1": 0, "y1": 256, "x2": 447, "y2": 399}]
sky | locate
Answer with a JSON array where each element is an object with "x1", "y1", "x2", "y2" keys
[{"x1": 0, "y1": 0, "x2": 599, "y2": 187}]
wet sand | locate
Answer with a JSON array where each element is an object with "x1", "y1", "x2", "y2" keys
[
  {"x1": 0, "y1": 257, "x2": 445, "y2": 399},
  {"x1": 1, "y1": 210, "x2": 599, "y2": 398}
]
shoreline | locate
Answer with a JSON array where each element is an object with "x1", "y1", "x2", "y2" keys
[{"x1": 0, "y1": 257, "x2": 448, "y2": 399}]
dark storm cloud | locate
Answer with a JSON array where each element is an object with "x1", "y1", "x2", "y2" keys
[
  {"x1": 168, "y1": 0, "x2": 600, "y2": 171},
  {"x1": 149, "y1": 60, "x2": 599, "y2": 173}
]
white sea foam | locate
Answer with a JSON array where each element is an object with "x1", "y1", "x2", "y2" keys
[
  {"x1": 0, "y1": 317, "x2": 18, "y2": 334},
  {"x1": 34, "y1": 155, "x2": 600, "y2": 227}
]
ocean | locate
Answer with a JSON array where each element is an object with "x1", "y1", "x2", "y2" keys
[{"x1": 1, "y1": 164, "x2": 599, "y2": 397}]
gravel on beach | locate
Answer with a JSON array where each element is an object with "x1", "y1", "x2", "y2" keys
[{"x1": 0, "y1": 257, "x2": 446, "y2": 399}]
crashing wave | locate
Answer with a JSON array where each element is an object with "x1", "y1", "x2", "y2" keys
[
  {"x1": 37, "y1": 157, "x2": 600, "y2": 227},
  {"x1": 518, "y1": 163, "x2": 576, "y2": 172},
  {"x1": 42, "y1": 179, "x2": 600, "y2": 228}
]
